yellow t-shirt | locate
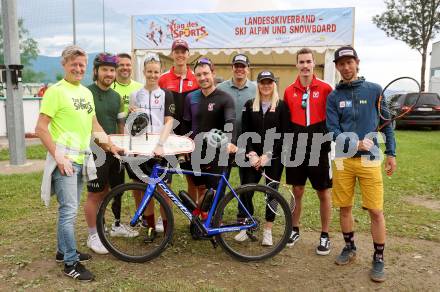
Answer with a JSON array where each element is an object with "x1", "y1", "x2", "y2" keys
[
  {"x1": 40, "y1": 79, "x2": 95, "y2": 164},
  {"x1": 112, "y1": 79, "x2": 143, "y2": 115}
]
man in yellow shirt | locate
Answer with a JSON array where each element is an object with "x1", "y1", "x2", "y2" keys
[{"x1": 35, "y1": 45, "x2": 122, "y2": 282}]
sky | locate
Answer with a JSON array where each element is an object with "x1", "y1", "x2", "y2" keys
[{"x1": 15, "y1": 0, "x2": 440, "y2": 87}]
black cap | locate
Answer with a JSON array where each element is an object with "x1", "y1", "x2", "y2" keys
[
  {"x1": 232, "y1": 54, "x2": 250, "y2": 66},
  {"x1": 333, "y1": 46, "x2": 358, "y2": 63},
  {"x1": 257, "y1": 70, "x2": 276, "y2": 82}
]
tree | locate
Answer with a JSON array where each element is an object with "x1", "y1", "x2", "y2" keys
[
  {"x1": 0, "y1": 16, "x2": 45, "y2": 82},
  {"x1": 373, "y1": 0, "x2": 440, "y2": 91}
]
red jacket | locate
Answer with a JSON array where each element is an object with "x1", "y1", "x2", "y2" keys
[
  {"x1": 284, "y1": 75, "x2": 333, "y2": 127},
  {"x1": 158, "y1": 66, "x2": 199, "y2": 93}
]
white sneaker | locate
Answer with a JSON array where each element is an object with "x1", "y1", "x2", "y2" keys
[
  {"x1": 110, "y1": 223, "x2": 139, "y2": 238},
  {"x1": 234, "y1": 230, "x2": 249, "y2": 242},
  {"x1": 261, "y1": 229, "x2": 273, "y2": 246},
  {"x1": 155, "y1": 217, "x2": 164, "y2": 233},
  {"x1": 87, "y1": 233, "x2": 108, "y2": 255}
]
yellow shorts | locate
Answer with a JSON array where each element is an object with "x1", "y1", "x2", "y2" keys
[{"x1": 332, "y1": 157, "x2": 384, "y2": 210}]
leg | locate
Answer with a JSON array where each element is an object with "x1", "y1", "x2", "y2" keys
[
  {"x1": 53, "y1": 164, "x2": 83, "y2": 265},
  {"x1": 292, "y1": 186, "x2": 305, "y2": 228},
  {"x1": 84, "y1": 186, "x2": 109, "y2": 230},
  {"x1": 317, "y1": 188, "x2": 331, "y2": 233}
]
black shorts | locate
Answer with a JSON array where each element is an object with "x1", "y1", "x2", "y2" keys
[
  {"x1": 285, "y1": 151, "x2": 332, "y2": 191},
  {"x1": 87, "y1": 153, "x2": 125, "y2": 192},
  {"x1": 185, "y1": 162, "x2": 226, "y2": 190},
  {"x1": 125, "y1": 157, "x2": 172, "y2": 184}
]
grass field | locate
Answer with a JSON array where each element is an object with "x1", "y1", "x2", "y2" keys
[{"x1": 0, "y1": 130, "x2": 439, "y2": 290}]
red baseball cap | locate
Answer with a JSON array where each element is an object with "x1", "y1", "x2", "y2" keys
[{"x1": 171, "y1": 39, "x2": 189, "y2": 51}]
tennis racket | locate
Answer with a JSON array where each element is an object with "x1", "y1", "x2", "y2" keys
[{"x1": 378, "y1": 77, "x2": 421, "y2": 130}]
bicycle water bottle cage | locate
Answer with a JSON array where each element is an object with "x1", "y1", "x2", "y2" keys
[
  {"x1": 200, "y1": 188, "x2": 215, "y2": 212},
  {"x1": 178, "y1": 190, "x2": 197, "y2": 212}
]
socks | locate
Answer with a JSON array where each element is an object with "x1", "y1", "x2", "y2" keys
[
  {"x1": 343, "y1": 231, "x2": 355, "y2": 249},
  {"x1": 114, "y1": 219, "x2": 120, "y2": 227},
  {"x1": 88, "y1": 227, "x2": 97, "y2": 236},
  {"x1": 142, "y1": 215, "x2": 155, "y2": 229},
  {"x1": 321, "y1": 232, "x2": 329, "y2": 238},
  {"x1": 373, "y1": 242, "x2": 385, "y2": 261},
  {"x1": 292, "y1": 226, "x2": 299, "y2": 234}
]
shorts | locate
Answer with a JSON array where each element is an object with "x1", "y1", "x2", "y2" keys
[
  {"x1": 125, "y1": 157, "x2": 172, "y2": 184},
  {"x1": 332, "y1": 157, "x2": 384, "y2": 210},
  {"x1": 186, "y1": 162, "x2": 226, "y2": 190},
  {"x1": 87, "y1": 153, "x2": 125, "y2": 192},
  {"x1": 285, "y1": 151, "x2": 332, "y2": 190}
]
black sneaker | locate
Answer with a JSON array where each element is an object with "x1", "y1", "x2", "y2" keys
[
  {"x1": 64, "y1": 262, "x2": 95, "y2": 282},
  {"x1": 56, "y1": 250, "x2": 92, "y2": 263},
  {"x1": 316, "y1": 236, "x2": 331, "y2": 255},
  {"x1": 286, "y1": 231, "x2": 300, "y2": 247}
]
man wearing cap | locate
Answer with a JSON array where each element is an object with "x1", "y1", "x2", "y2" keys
[
  {"x1": 217, "y1": 54, "x2": 256, "y2": 137},
  {"x1": 159, "y1": 39, "x2": 199, "y2": 214},
  {"x1": 159, "y1": 39, "x2": 199, "y2": 136},
  {"x1": 283, "y1": 48, "x2": 333, "y2": 256},
  {"x1": 326, "y1": 45, "x2": 396, "y2": 282}
]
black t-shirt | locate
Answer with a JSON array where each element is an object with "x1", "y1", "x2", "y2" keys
[{"x1": 195, "y1": 88, "x2": 236, "y2": 140}]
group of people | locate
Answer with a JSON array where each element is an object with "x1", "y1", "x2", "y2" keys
[{"x1": 36, "y1": 39, "x2": 396, "y2": 283}]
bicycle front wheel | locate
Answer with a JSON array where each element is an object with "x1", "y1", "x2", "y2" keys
[
  {"x1": 96, "y1": 182, "x2": 174, "y2": 263},
  {"x1": 213, "y1": 184, "x2": 292, "y2": 261}
]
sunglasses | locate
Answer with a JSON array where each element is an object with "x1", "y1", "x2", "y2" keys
[
  {"x1": 98, "y1": 53, "x2": 119, "y2": 64},
  {"x1": 144, "y1": 53, "x2": 160, "y2": 63},
  {"x1": 194, "y1": 57, "x2": 214, "y2": 70},
  {"x1": 301, "y1": 90, "x2": 310, "y2": 109}
]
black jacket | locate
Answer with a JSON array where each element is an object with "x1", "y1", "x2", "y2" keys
[{"x1": 241, "y1": 98, "x2": 291, "y2": 157}]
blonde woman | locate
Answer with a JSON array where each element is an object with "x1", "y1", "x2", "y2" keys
[{"x1": 235, "y1": 71, "x2": 291, "y2": 246}]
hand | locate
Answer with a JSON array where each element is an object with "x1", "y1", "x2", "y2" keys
[
  {"x1": 384, "y1": 156, "x2": 396, "y2": 176},
  {"x1": 153, "y1": 144, "x2": 164, "y2": 157},
  {"x1": 55, "y1": 154, "x2": 73, "y2": 176},
  {"x1": 227, "y1": 143, "x2": 238, "y2": 154},
  {"x1": 128, "y1": 105, "x2": 139, "y2": 113},
  {"x1": 358, "y1": 138, "x2": 374, "y2": 151},
  {"x1": 247, "y1": 152, "x2": 261, "y2": 169},
  {"x1": 109, "y1": 144, "x2": 125, "y2": 157},
  {"x1": 260, "y1": 154, "x2": 270, "y2": 167}
]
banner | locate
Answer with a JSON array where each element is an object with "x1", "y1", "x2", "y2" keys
[{"x1": 132, "y1": 8, "x2": 354, "y2": 50}]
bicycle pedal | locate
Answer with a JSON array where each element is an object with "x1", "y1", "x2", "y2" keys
[
  {"x1": 144, "y1": 227, "x2": 157, "y2": 243},
  {"x1": 210, "y1": 238, "x2": 218, "y2": 249},
  {"x1": 247, "y1": 231, "x2": 258, "y2": 242}
]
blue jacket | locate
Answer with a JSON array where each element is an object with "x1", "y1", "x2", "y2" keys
[{"x1": 326, "y1": 77, "x2": 396, "y2": 159}]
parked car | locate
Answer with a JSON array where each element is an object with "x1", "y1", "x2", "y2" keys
[{"x1": 389, "y1": 92, "x2": 440, "y2": 130}]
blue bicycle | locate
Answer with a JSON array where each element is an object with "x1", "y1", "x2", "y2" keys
[{"x1": 97, "y1": 157, "x2": 292, "y2": 262}]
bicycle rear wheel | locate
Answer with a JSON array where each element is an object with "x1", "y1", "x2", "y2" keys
[
  {"x1": 213, "y1": 184, "x2": 292, "y2": 261},
  {"x1": 96, "y1": 182, "x2": 174, "y2": 263}
]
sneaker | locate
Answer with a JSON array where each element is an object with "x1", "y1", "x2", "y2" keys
[
  {"x1": 335, "y1": 245, "x2": 357, "y2": 265},
  {"x1": 144, "y1": 227, "x2": 158, "y2": 243},
  {"x1": 286, "y1": 231, "x2": 300, "y2": 247},
  {"x1": 316, "y1": 236, "x2": 331, "y2": 255},
  {"x1": 87, "y1": 234, "x2": 109, "y2": 255},
  {"x1": 56, "y1": 250, "x2": 92, "y2": 263},
  {"x1": 261, "y1": 229, "x2": 273, "y2": 246},
  {"x1": 64, "y1": 262, "x2": 94, "y2": 282},
  {"x1": 370, "y1": 259, "x2": 385, "y2": 282},
  {"x1": 234, "y1": 230, "x2": 249, "y2": 242},
  {"x1": 156, "y1": 216, "x2": 164, "y2": 233},
  {"x1": 110, "y1": 223, "x2": 139, "y2": 238}
]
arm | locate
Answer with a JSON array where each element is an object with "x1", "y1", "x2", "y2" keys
[
  {"x1": 35, "y1": 113, "x2": 74, "y2": 176},
  {"x1": 92, "y1": 116, "x2": 123, "y2": 155},
  {"x1": 378, "y1": 90, "x2": 397, "y2": 176}
]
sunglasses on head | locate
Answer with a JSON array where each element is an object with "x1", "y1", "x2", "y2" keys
[
  {"x1": 98, "y1": 54, "x2": 119, "y2": 64},
  {"x1": 194, "y1": 57, "x2": 214, "y2": 70},
  {"x1": 145, "y1": 53, "x2": 160, "y2": 63}
]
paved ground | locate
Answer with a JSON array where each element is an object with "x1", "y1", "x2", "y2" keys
[{"x1": 0, "y1": 159, "x2": 45, "y2": 175}]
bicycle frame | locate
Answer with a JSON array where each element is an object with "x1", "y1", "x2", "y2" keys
[{"x1": 129, "y1": 163, "x2": 258, "y2": 236}]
